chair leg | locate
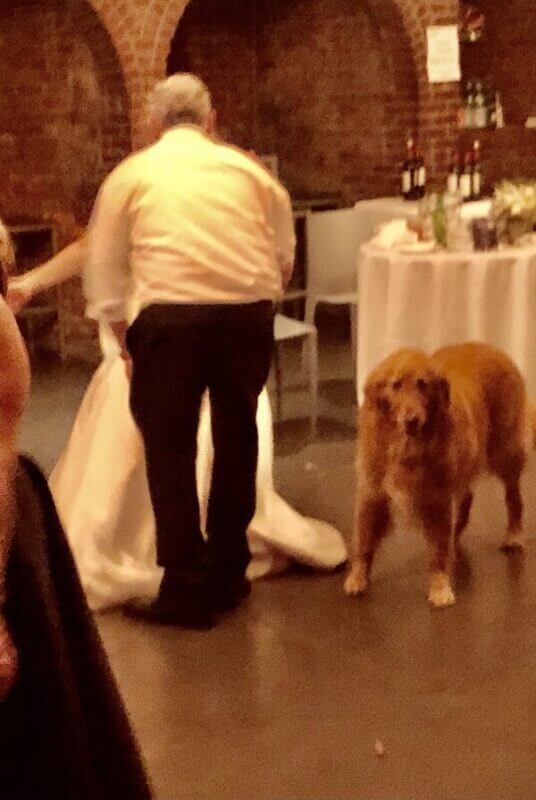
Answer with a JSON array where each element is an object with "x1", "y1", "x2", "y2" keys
[
  {"x1": 307, "y1": 330, "x2": 318, "y2": 437},
  {"x1": 273, "y1": 342, "x2": 283, "y2": 423},
  {"x1": 304, "y1": 297, "x2": 317, "y2": 326},
  {"x1": 303, "y1": 298, "x2": 318, "y2": 376},
  {"x1": 350, "y1": 302, "x2": 358, "y2": 380}
]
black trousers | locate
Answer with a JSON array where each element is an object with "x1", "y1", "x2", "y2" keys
[{"x1": 127, "y1": 301, "x2": 274, "y2": 586}]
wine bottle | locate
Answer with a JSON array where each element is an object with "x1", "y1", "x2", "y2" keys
[
  {"x1": 464, "y1": 81, "x2": 476, "y2": 128},
  {"x1": 402, "y1": 137, "x2": 417, "y2": 201},
  {"x1": 415, "y1": 144, "x2": 426, "y2": 199},
  {"x1": 447, "y1": 150, "x2": 462, "y2": 195},
  {"x1": 433, "y1": 194, "x2": 448, "y2": 247},
  {"x1": 474, "y1": 82, "x2": 487, "y2": 129},
  {"x1": 460, "y1": 151, "x2": 473, "y2": 202},
  {"x1": 471, "y1": 140, "x2": 482, "y2": 200},
  {"x1": 495, "y1": 92, "x2": 505, "y2": 129}
]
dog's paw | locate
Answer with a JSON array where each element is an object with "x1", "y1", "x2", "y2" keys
[
  {"x1": 344, "y1": 568, "x2": 368, "y2": 596},
  {"x1": 501, "y1": 531, "x2": 525, "y2": 551},
  {"x1": 428, "y1": 573, "x2": 456, "y2": 608}
]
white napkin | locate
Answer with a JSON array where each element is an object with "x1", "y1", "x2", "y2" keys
[
  {"x1": 370, "y1": 218, "x2": 419, "y2": 249},
  {"x1": 460, "y1": 199, "x2": 492, "y2": 220}
]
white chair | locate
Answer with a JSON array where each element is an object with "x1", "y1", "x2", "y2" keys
[
  {"x1": 304, "y1": 207, "x2": 361, "y2": 367},
  {"x1": 272, "y1": 312, "x2": 318, "y2": 436}
]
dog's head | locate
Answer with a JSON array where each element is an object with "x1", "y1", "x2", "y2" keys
[{"x1": 364, "y1": 350, "x2": 450, "y2": 438}]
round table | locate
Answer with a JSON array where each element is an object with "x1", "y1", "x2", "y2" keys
[{"x1": 357, "y1": 243, "x2": 536, "y2": 402}]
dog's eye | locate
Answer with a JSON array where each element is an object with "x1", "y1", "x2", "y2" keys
[
  {"x1": 391, "y1": 379, "x2": 402, "y2": 391},
  {"x1": 416, "y1": 379, "x2": 428, "y2": 392}
]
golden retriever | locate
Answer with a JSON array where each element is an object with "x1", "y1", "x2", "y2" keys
[{"x1": 345, "y1": 342, "x2": 533, "y2": 607}]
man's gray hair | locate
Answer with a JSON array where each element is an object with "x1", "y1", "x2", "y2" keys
[{"x1": 146, "y1": 73, "x2": 212, "y2": 129}]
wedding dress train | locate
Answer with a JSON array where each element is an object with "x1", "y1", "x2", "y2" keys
[{"x1": 49, "y1": 325, "x2": 347, "y2": 611}]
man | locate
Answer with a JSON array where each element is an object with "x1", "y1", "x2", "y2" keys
[{"x1": 84, "y1": 73, "x2": 295, "y2": 628}]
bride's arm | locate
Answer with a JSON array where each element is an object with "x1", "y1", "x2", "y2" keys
[
  {"x1": 6, "y1": 236, "x2": 87, "y2": 313},
  {"x1": 0, "y1": 298, "x2": 30, "y2": 699}
]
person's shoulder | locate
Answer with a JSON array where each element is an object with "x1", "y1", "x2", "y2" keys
[{"x1": 102, "y1": 144, "x2": 155, "y2": 190}]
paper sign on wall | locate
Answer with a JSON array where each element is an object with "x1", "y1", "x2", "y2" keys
[{"x1": 426, "y1": 25, "x2": 461, "y2": 84}]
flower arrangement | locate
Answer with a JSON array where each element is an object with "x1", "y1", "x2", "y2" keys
[{"x1": 492, "y1": 180, "x2": 536, "y2": 244}]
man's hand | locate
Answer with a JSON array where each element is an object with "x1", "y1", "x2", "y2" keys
[
  {"x1": 110, "y1": 320, "x2": 133, "y2": 380},
  {"x1": 120, "y1": 349, "x2": 133, "y2": 380},
  {"x1": 0, "y1": 615, "x2": 17, "y2": 701},
  {"x1": 281, "y1": 262, "x2": 293, "y2": 291}
]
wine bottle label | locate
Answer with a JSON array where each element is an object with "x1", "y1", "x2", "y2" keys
[
  {"x1": 418, "y1": 167, "x2": 426, "y2": 187},
  {"x1": 402, "y1": 170, "x2": 411, "y2": 193},
  {"x1": 447, "y1": 173, "x2": 459, "y2": 194},
  {"x1": 460, "y1": 174, "x2": 472, "y2": 199},
  {"x1": 472, "y1": 172, "x2": 482, "y2": 196},
  {"x1": 474, "y1": 108, "x2": 487, "y2": 128}
]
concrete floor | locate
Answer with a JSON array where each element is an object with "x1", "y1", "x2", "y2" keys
[{"x1": 19, "y1": 322, "x2": 536, "y2": 800}]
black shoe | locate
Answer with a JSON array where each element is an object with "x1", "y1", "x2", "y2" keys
[
  {"x1": 211, "y1": 577, "x2": 252, "y2": 614},
  {"x1": 123, "y1": 596, "x2": 216, "y2": 629}
]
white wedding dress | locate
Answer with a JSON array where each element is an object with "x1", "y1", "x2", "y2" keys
[{"x1": 49, "y1": 325, "x2": 347, "y2": 611}]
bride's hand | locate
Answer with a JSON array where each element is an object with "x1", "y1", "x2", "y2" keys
[
  {"x1": 0, "y1": 615, "x2": 17, "y2": 701},
  {"x1": 6, "y1": 283, "x2": 33, "y2": 314},
  {"x1": 120, "y1": 349, "x2": 133, "y2": 380}
]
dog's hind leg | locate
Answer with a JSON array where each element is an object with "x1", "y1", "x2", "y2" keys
[
  {"x1": 421, "y1": 499, "x2": 456, "y2": 607},
  {"x1": 454, "y1": 491, "x2": 473, "y2": 551},
  {"x1": 500, "y1": 469, "x2": 525, "y2": 551},
  {"x1": 344, "y1": 495, "x2": 390, "y2": 596}
]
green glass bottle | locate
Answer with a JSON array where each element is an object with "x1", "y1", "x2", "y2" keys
[{"x1": 433, "y1": 194, "x2": 447, "y2": 247}]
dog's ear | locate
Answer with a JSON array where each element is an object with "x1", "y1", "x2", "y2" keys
[
  {"x1": 433, "y1": 376, "x2": 450, "y2": 409},
  {"x1": 365, "y1": 380, "x2": 390, "y2": 413}
]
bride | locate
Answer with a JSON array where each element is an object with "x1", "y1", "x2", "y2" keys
[{"x1": 7, "y1": 233, "x2": 346, "y2": 611}]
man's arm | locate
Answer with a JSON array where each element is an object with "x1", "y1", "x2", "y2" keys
[
  {"x1": 84, "y1": 166, "x2": 133, "y2": 332},
  {"x1": 272, "y1": 185, "x2": 296, "y2": 291}
]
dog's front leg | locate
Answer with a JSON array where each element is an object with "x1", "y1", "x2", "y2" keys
[
  {"x1": 344, "y1": 495, "x2": 390, "y2": 596},
  {"x1": 421, "y1": 498, "x2": 456, "y2": 608}
]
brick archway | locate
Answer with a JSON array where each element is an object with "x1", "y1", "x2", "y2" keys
[
  {"x1": 85, "y1": 0, "x2": 191, "y2": 145},
  {"x1": 86, "y1": 0, "x2": 460, "y2": 177},
  {"x1": 148, "y1": 0, "x2": 460, "y2": 180}
]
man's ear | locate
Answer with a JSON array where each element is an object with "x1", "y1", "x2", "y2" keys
[{"x1": 365, "y1": 380, "x2": 389, "y2": 413}]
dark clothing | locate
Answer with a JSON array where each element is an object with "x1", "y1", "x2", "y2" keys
[
  {"x1": 127, "y1": 300, "x2": 274, "y2": 588},
  {"x1": 0, "y1": 456, "x2": 152, "y2": 800}
]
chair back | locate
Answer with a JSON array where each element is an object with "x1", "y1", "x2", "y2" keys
[{"x1": 305, "y1": 207, "x2": 361, "y2": 297}]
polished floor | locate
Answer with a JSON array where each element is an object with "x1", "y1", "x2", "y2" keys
[{"x1": 19, "y1": 321, "x2": 536, "y2": 800}]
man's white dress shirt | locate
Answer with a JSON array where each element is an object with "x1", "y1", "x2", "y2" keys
[{"x1": 85, "y1": 126, "x2": 296, "y2": 324}]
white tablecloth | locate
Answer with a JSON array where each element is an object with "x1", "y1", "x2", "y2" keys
[{"x1": 357, "y1": 244, "x2": 536, "y2": 401}]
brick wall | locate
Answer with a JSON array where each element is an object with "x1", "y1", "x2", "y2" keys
[
  {"x1": 1, "y1": 0, "x2": 465, "y2": 360},
  {"x1": 169, "y1": 0, "x2": 419, "y2": 205},
  {"x1": 0, "y1": 0, "x2": 131, "y2": 227}
]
